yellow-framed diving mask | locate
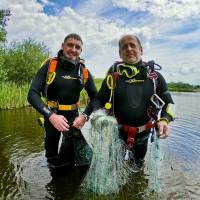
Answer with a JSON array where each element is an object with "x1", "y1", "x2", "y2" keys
[{"x1": 116, "y1": 63, "x2": 139, "y2": 78}]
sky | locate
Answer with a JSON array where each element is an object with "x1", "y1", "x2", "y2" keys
[{"x1": 0, "y1": 0, "x2": 200, "y2": 85}]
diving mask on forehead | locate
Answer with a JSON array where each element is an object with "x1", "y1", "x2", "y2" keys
[{"x1": 116, "y1": 63, "x2": 139, "y2": 78}]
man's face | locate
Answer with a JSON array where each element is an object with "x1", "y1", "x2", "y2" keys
[
  {"x1": 119, "y1": 36, "x2": 142, "y2": 64},
  {"x1": 62, "y1": 37, "x2": 82, "y2": 60}
]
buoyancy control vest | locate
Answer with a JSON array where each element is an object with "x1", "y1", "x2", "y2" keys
[
  {"x1": 104, "y1": 60, "x2": 164, "y2": 151},
  {"x1": 40, "y1": 57, "x2": 88, "y2": 110},
  {"x1": 104, "y1": 60, "x2": 162, "y2": 114},
  {"x1": 38, "y1": 57, "x2": 89, "y2": 126}
]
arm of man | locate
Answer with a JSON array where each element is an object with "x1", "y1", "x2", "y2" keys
[
  {"x1": 27, "y1": 63, "x2": 69, "y2": 132},
  {"x1": 97, "y1": 77, "x2": 112, "y2": 108},
  {"x1": 156, "y1": 72, "x2": 175, "y2": 139},
  {"x1": 73, "y1": 70, "x2": 98, "y2": 129},
  {"x1": 27, "y1": 63, "x2": 53, "y2": 117},
  {"x1": 73, "y1": 64, "x2": 116, "y2": 129}
]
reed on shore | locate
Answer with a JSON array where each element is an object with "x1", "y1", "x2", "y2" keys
[
  {"x1": 0, "y1": 82, "x2": 29, "y2": 109},
  {"x1": 0, "y1": 79, "x2": 103, "y2": 110}
]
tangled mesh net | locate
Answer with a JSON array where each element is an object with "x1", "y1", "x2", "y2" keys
[
  {"x1": 144, "y1": 129, "x2": 164, "y2": 199},
  {"x1": 81, "y1": 109, "x2": 133, "y2": 195}
]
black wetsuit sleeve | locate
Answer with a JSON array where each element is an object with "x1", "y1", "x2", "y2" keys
[
  {"x1": 27, "y1": 63, "x2": 54, "y2": 118},
  {"x1": 96, "y1": 76, "x2": 111, "y2": 109},
  {"x1": 157, "y1": 72, "x2": 175, "y2": 122},
  {"x1": 82, "y1": 70, "x2": 98, "y2": 116}
]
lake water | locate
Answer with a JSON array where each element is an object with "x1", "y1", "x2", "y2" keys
[{"x1": 0, "y1": 92, "x2": 200, "y2": 200}]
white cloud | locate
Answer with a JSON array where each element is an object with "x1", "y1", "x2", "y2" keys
[
  {"x1": 0, "y1": 0, "x2": 154, "y2": 74},
  {"x1": 0, "y1": 0, "x2": 200, "y2": 84},
  {"x1": 143, "y1": 39, "x2": 200, "y2": 85},
  {"x1": 74, "y1": 0, "x2": 113, "y2": 16},
  {"x1": 112, "y1": 0, "x2": 200, "y2": 19},
  {"x1": 39, "y1": 0, "x2": 49, "y2": 5}
]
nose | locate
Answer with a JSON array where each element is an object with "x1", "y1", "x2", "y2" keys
[
  {"x1": 127, "y1": 44, "x2": 132, "y2": 51},
  {"x1": 71, "y1": 45, "x2": 76, "y2": 51}
]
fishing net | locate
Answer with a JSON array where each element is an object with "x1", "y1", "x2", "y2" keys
[
  {"x1": 144, "y1": 128, "x2": 164, "y2": 199},
  {"x1": 81, "y1": 109, "x2": 133, "y2": 195}
]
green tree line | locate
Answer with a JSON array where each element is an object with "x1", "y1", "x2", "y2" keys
[
  {"x1": 168, "y1": 82, "x2": 200, "y2": 92},
  {"x1": 0, "y1": 10, "x2": 49, "y2": 85}
]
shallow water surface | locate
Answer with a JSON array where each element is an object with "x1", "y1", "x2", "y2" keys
[{"x1": 0, "y1": 92, "x2": 200, "y2": 199}]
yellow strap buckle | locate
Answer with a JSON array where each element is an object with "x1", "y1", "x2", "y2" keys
[
  {"x1": 104, "y1": 74, "x2": 114, "y2": 110},
  {"x1": 47, "y1": 101, "x2": 80, "y2": 111},
  {"x1": 47, "y1": 101, "x2": 58, "y2": 108}
]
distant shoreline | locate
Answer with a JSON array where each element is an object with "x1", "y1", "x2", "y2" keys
[{"x1": 169, "y1": 88, "x2": 200, "y2": 93}]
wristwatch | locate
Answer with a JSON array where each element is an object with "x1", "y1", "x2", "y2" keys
[{"x1": 81, "y1": 112, "x2": 89, "y2": 121}]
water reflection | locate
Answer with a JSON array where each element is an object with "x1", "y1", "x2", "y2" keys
[{"x1": 0, "y1": 92, "x2": 200, "y2": 199}]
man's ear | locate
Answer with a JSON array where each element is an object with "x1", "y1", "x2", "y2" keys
[
  {"x1": 119, "y1": 49, "x2": 122, "y2": 58},
  {"x1": 140, "y1": 47, "x2": 143, "y2": 55},
  {"x1": 61, "y1": 43, "x2": 64, "y2": 49}
]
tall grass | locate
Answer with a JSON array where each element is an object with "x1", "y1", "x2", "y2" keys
[
  {"x1": 0, "y1": 82, "x2": 29, "y2": 109},
  {"x1": 0, "y1": 79, "x2": 103, "y2": 110}
]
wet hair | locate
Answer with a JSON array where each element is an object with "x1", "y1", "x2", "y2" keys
[
  {"x1": 118, "y1": 34, "x2": 142, "y2": 51},
  {"x1": 64, "y1": 33, "x2": 83, "y2": 45}
]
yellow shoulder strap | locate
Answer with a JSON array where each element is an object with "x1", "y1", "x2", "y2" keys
[{"x1": 47, "y1": 58, "x2": 58, "y2": 85}]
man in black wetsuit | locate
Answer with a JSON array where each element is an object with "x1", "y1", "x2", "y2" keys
[
  {"x1": 28, "y1": 33, "x2": 97, "y2": 171},
  {"x1": 97, "y1": 34, "x2": 175, "y2": 169}
]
